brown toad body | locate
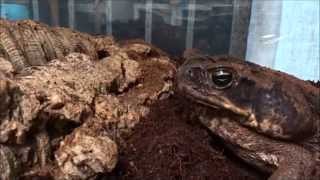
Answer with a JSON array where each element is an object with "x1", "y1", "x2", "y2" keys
[{"x1": 176, "y1": 54, "x2": 319, "y2": 180}]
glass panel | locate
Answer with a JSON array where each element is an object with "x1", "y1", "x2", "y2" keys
[
  {"x1": 193, "y1": 0, "x2": 233, "y2": 55},
  {"x1": 150, "y1": 0, "x2": 187, "y2": 55},
  {"x1": 0, "y1": 0, "x2": 239, "y2": 56},
  {"x1": 111, "y1": 0, "x2": 146, "y2": 40},
  {"x1": 0, "y1": 0, "x2": 318, "y2": 80},
  {"x1": 0, "y1": 0, "x2": 30, "y2": 20}
]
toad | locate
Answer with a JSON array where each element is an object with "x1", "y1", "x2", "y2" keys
[{"x1": 176, "y1": 54, "x2": 319, "y2": 180}]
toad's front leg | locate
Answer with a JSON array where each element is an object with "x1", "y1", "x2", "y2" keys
[
  {"x1": 198, "y1": 114, "x2": 317, "y2": 180},
  {"x1": 269, "y1": 147, "x2": 316, "y2": 180}
]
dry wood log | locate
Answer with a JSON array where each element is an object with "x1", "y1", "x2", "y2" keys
[{"x1": 0, "y1": 19, "x2": 176, "y2": 179}]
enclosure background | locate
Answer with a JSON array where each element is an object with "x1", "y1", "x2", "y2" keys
[{"x1": 0, "y1": 0, "x2": 319, "y2": 80}]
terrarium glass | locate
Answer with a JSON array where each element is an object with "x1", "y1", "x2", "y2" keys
[{"x1": 0, "y1": 0, "x2": 319, "y2": 80}]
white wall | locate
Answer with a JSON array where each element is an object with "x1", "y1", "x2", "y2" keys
[
  {"x1": 246, "y1": 0, "x2": 319, "y2": 81},
  {"x1": 274, "y1": 0, "x2": 319, "y2": 81}
]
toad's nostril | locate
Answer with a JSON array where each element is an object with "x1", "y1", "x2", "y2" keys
[
  {"x1": 187, "y1": 69, "x2": 194, "y2": 77},
  {"x1": 187, "y1": 67, "x2": 204, "y2": 82}
]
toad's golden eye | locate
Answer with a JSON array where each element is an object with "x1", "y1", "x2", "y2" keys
[{"x1": 211, "y1": 68, "x2": 234, "y2": 89}]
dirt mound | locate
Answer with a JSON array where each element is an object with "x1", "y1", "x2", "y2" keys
[{"x1": 107, "y1": 97, "x2": 267, "y2": 180}]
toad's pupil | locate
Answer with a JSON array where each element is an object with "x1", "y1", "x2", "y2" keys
[{"x1": 211, "y1": 69, "x2": 233, "y2": 88}]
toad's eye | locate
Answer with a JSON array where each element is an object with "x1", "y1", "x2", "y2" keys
[{"x1": 211, "y1": 68, "x2": 234, "y2": 89}]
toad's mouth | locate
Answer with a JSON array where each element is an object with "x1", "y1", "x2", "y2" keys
[{"x1": 178, "y1": 81, "x2": 252, "y2": 121}]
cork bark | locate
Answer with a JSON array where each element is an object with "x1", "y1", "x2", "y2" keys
[{"x1": 0, "y1": 19, "x2": 176, "y2": 179}]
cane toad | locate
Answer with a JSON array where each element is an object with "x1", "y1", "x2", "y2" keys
[{"x1": 176, "y1": 54, "x2": 320, "y2": 180}]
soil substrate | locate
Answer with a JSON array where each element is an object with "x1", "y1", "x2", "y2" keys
[{"x1": 106, "y1": 97, "x2": 268, "y2": 180}]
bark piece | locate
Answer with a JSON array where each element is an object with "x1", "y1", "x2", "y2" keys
[
  {"x1": 55, "y1": 126, "x2": 118, "y2": 180},
  {"x1": 0, "y1": 19, "x2": 108, "y2": 72},
  {"x1": 0, "y1": 19, "x2": 177, "y2": 179},
  {"x1": 0, "y1": 52, "x2": 141, "y2": 144},
  {"x1": 0, "y1": 145, "x2": 20, "y2": 180}
]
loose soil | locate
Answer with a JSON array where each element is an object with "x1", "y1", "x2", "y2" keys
[{"x1": 105, "y1": 97, "x2": 268, "y2": 180}]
